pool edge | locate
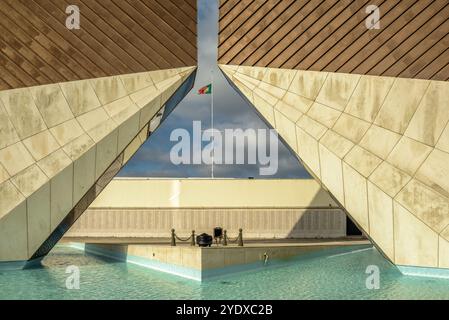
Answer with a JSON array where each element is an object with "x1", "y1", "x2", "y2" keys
[{"x1": 397, "y1": 265, "x2": 449, "y2": 280}]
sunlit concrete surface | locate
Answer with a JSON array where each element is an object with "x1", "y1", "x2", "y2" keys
[
  {"x1": 220, "y1": 64, "x2": 449, "y2": 270},
  {"x1": 73, "y1": 240, "x2": 370, "y2": 281},
  {"x1": 84, "y1": 178, "x2": 337, "y2": 207},
  {"x1": 66, "y1": 178, "x2": 347, "y2": 239},
  {"x1": 0, "y1": 67, "x2": 196, "y2": 263}
]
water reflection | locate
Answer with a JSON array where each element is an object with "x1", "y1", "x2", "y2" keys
[{"x1": 1, "y1": 245, "x2": 449, "y2": 300}]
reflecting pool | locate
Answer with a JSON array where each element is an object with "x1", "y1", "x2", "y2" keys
[{"x1": 1, "y1": 245, "x2": 448, "y2": 300}]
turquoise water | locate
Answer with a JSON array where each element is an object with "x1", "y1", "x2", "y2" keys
[{"x1": 1, "y1": 245, "x2": 449, "y2": 300}]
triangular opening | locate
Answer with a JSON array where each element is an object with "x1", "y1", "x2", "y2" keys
[
  {"x1": 118, "y1": 2, "x2": 307, "y2": 179},
  {"x1": 114, "y1": 0, "x2": 363, "y2": 241}
]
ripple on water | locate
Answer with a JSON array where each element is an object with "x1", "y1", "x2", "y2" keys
[{"x1": 1, "y1": 246, "x2": 449, "y2": 300}]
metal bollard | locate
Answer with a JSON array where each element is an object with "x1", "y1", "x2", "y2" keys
[
  {"x1": 191, "y1": 230, "x2": 196, "y2": 246},
  {"x1": 171, "y1": 228, "x2": 176, "y2": 246},
  {"x1": 238, "y1": 228, "x2": 244, "y2": 247},
  {"x1": 223, "y1": 230, "x2": 228, "y2": 246}
]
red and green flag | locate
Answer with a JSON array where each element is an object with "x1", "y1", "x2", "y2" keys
[{"x1": 198, "y1": 84, "x2": 212, "y2": 95}]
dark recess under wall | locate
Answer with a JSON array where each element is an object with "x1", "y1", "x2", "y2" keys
[{"x1": 346, "y1": 217, "x2": 363, "y2": 236}]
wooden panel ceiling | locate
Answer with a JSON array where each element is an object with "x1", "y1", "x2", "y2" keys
[
  {"x1": 218, "y1": 0, "x2": 449, "y2": 81},
  {"x1": 0, "y1": 0, "x2": 197, "y2": 90}
]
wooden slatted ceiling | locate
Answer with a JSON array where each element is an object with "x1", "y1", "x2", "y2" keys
[
  {"x1": 0, "y1": 0, "x2": 197, "y2": 90},
  {"x1": 218, "y1": 0, "x2": 449, "y2": 81}
]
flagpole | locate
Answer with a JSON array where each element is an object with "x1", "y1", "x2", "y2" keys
[{"x1": 211, "y1": 69, "x2": 214, "y2": 179}]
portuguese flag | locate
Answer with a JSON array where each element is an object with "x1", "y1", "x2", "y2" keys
[{"x1": 198, "y1": 84, "x2": 212, "y2": 95}]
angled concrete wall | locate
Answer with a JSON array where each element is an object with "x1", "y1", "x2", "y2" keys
[
  {"x1": 220, "y1": 64, "x2": 449, "y2": 270},
  {"x1": 0, "y1": 66, "x2": 196, "y2": 263}
]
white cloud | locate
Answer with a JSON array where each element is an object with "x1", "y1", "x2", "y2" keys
[{"x1": 120, "y1": 0, "x2": 309, "y2": 179}]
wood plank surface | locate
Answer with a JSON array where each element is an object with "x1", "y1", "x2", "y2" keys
[
  {"x1": 218, "y1": 0, "x2": 449, "y2": 81},
  {"x1": 0, "y1": 0, "x2": 197, "y2": 90}
]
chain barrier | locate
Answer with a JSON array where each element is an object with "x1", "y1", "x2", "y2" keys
[
  {"x1": 170, "y1": 228, "x2": 243, "y2": 247},
  {"x1": 171, "y1": 229, "x2": 195, "y2": 246},
  {"x1": 223, "y1": 228, "x2": 244, "y2": 247}
]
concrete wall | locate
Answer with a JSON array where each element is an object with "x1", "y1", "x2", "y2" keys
[
  {"x1": 0, "y1": 67, "x2": 196, "y2": 263},
  {"x1": 83, "y1": 242, "x2": 369, "y2": 281},
  {"x1": 220, "y1": 64, "x2": 449, "y2": 270},
  {"x1": 0, "y1": 0, "x2": 198, "y2": 264},
  {"x1": 67, "y1": 207, "x2": 346, "y2": 239},
  {"x1": 88, "y1": 178, "x2": 339, "y2": 208},
  {"x1": 67, "y1": 179, "x2": 346, "y2": 239}
]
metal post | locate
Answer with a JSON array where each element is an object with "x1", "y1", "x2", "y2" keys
[
  {"x1": 238, "y1": 228, "x2": 243, "y2": 247},
  {"x1": 191, "y1": 230, "x2": 196, "y2": 246},
  {"x1": 210, "y1": 69, "x2": 215, "y2": 179},
  {"x1": 223, "y1": 230, "x2": 228, "y2": 246},
  {"x1": 171, "y1": 228, "x2": 176, "y2": 246}
]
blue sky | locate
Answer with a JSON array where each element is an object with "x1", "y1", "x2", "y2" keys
[{"x1": 118, "y1": 0, "x2": 310, "y2": 179}]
